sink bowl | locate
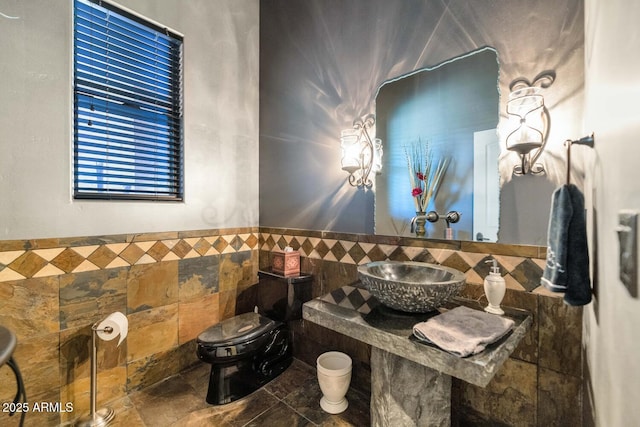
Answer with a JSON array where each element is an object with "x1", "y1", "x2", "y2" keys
[{"x1": 358, "y1": 261, "x2": 466, "y2": 313}]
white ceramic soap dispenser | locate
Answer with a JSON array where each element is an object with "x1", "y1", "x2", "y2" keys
[{"x1": 484, "y1": 258, "x2": 506, "y2": 315}]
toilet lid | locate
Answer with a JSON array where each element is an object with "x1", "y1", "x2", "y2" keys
[{"x1": 197, "y1": 312, "x2": 279, "y2": 346}]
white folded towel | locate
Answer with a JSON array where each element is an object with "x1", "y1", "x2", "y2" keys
[{"x1": 412, "y1": 306, "x2": 515, "y2": 357}]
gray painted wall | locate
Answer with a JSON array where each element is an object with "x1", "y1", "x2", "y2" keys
[
  {"x1": 0, "y1": 0, "x2": 259, "y2": 240},
  {"x1": 584, "y1": 1, "x2": 640, "y2": 424},
  {"x1": 260, "y1": 0, "x2": 584, "y2": 243}
]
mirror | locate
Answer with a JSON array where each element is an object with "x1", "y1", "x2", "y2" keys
[{"x1": 375, "y1": 48, "x2": 502, "y2": 242}]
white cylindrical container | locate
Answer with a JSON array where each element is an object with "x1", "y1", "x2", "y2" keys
[{"x1": 316, "y1": 351, "x2": 352, "y2": 414}]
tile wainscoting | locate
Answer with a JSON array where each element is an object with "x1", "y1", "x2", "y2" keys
[
  {"x1": 0, "y1": 226, "x2": 582, "y2": 426},
  {"x1": 0, "y1": 228, "x2": 259, "y2": 426},
  {"x1": 259, "y1": 228, "x2": 583, "y2": 426},
  {"x1": 259, "y1": 228, "x2": 548, "y2": 293}
]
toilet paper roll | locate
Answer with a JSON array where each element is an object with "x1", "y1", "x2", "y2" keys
[{"x1": 96, "y1": 312, "x2": 128, "y2": 347}]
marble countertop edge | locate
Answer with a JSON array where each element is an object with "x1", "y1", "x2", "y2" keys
[{"x1": 302, "y1": 297, "x2": 532, "y2": 388}]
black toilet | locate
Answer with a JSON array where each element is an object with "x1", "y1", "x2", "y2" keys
[{"x1": 196, "y1": 270, "x2": 312, "y2": 404}]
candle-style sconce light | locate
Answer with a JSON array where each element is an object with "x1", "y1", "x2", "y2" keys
[
  {"x1": 506, "y1": 71, "x2": 555, "y2": 175},
  {"x1": 341, "y1": 114, "x2": 383, "y2": 188}
]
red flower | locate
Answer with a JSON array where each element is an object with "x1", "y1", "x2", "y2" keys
[
  {"x1": 416, "y1": 172, "x2": 425, "y2": 180},
  {"x1": 412, "y1": 187, "x2": 423, "y2": 197}
]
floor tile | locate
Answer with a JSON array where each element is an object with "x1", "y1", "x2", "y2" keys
[
  {"x1": 107, "y1": 397, "x2": 146, "y2": 427},
  {"x1": 283, "y1": 377, "x2": 328, "y2": 424},
  {"x1": 284, "y1": 377, "x2": 370, "y2": 426},
  {"x1": 244, "y1": 401, "x2": 313, "y2": 427},
  {"x1": 91, "y1": 358, "x2": 371, "y2": 427},
  {"x1": 180, "y1": 361, "x2": 211, "y2": 399},
  {"x1": 176, "y1": 389, "x2": 280, "y2": 427},
  {"x1": 263, "y1": 358, "x2": 316, "y2": 399},
  {"x1": 329, "y1": 387, "x2": 371, "y2": 427},
  {"x1": 129, "y1": 374, "x2": 208, "y2": 427}
]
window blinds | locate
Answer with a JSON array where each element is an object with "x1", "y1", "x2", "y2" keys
[{"x1": 73, "y1": 0, "x2": 183, "y2": 200}]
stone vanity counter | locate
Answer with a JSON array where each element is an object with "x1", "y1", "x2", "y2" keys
[{"x1": 303, "y1": 284, "x2": 532, "y2": 426}]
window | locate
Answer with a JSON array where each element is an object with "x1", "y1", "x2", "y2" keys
[{"x1": 73, "y1": 0, "x2": 183, "y2": 200}]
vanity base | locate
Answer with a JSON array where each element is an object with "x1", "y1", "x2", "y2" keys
[
  {"x1": 371, "y1": 347, "x2": 451, "y2": 427},
  {"x1": 303, "y1": 290, "x2": 532, "y2": 426}
]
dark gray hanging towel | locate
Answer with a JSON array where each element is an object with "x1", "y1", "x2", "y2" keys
[{"x1": 541, "y1": 184, "x2": 592, "y2": 305}]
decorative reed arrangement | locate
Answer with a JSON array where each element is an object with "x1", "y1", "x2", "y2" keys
[{"x1": 404, "y1": 139, "x2": 449, "y2": 213}]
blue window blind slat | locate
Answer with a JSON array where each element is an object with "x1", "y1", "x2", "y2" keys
[
  {"x1": 76, "y1": 162, "x2": 180, "y2": 177},
  {"x1": 75, "y1": 2, "x2": 175, "y2": 50},
  {"x1": 74, "y1": 19, "x2": 175, "y2": 60},
  {"x1": 74, "y1": 26, "x2": 178, "y2": 73},
  {"x1": 74, "y1": 9, "x2": 179, "y2": 95},
  {"x1": 76, "y1": 175, "x2": 180, "y2": 188},
  {"x1": 76, "y1": 129, "x2": 175, "y2": 156},
  {"x1": 76, "y1": 167, "x2": 180, "y2": 183},
  {"x1": 75, "y1": 55, "x2": 174, "y2": 98},
  {"x1": 76, "y1": 95, "x2": 180, "y2": 127},
  {"x1": 75, "y1": 141, "x2": 181, "y2": 170},
  {"x1": 75, "y1": 47, "x2": 175, "y2": 94},
  {"x1": 76, "y1": 110, "x2": 176, "y2": 143},
  {"x1": 75, "y1": 141, "x2": 179, "y2": 164},
  {"x1": 75, "y1": 172, "x2": 179, "y2": 187},
  {"x1": 73, "y1": 0, "x2": 183, "y2": 201},
  {"x1": 76, "y1": 74, "x2": 174, "y2": 112}
]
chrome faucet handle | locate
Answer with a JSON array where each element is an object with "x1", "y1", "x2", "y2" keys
[
  {"x1": 445, "y1": 211, "x2": 461, "y2": 224},
  {"x1": 426, "y1": 211, "x2": 439, "y2": 222}
]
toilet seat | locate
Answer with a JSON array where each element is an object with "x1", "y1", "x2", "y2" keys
[
  {"x1": 198, "y1": 312, "x2": 278, "y2": 346},
  {"x1": 197, "y1": 312, "x2": 283, "y2": 363}
]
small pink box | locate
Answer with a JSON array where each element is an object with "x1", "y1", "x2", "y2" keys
[{"x1": 272, "y1": 250, "x2": 300, "y2": 276}]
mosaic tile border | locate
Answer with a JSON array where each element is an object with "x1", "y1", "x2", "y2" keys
[
  {"x1": 0, "y1": 229, "x2": 258, "y2": 283},
  {"x1": 0, "y1": 226, "x2": 551, "y2": 294},
  {"x1": 320, "y1": 285, "x2": 378, "y2": 314},
  {"x1": 259, "y1": 229, "x2": 550, "y2": 294}
]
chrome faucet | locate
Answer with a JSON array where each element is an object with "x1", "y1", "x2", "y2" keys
[
  {"x1": 410, "y1": 210, "x2": 461, "y2": 233},
  {"x1": 410, "y1": 211, "x2": 439, "y2": 233}
]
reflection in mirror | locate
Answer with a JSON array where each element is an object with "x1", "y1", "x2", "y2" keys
[{"x1": 375, "y1": 48, "x2": 500, "y2": 241}]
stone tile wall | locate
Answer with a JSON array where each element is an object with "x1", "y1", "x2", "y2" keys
[
  {"x1": 0, "y1": 228, "x2": 258, "y2": 426},
  {"x1": 0, "y1": 225, "x2": 582, "y2": 426},
  {"x1": 259, "y1": 227, "x2": 584, "y2": 426}
]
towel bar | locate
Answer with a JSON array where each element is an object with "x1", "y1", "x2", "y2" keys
[{"x1": 565, "y1": 133, "x2": 595, "y2": 185}]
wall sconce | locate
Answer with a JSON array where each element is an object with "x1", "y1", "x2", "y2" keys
[
  {"x1": 341, "y1": 114, "x2": 383, "y2": 188},
  {"x1": 506, "y1": 71, "x2": 555, "y2": 175}
]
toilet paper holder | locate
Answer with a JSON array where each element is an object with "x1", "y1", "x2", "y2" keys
[
  {"x1": 94, "y1": 324, "x2": 113, "y2": 334},
  {"x1": 77, "y1": 314, "x2": 127, "y2": 427}
]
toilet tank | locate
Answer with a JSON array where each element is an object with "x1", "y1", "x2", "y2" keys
[{"x1": 236, "y1": 271, "x2": 313, "y2": 322}]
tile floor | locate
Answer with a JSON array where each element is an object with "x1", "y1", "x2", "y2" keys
[{"x1": 86, "y1": 359, "x2": 370, "y2": 427}]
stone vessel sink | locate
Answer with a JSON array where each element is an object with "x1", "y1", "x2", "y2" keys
[{"x1": 358, "y1": 261, "x2": 466, "y2": 313}]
